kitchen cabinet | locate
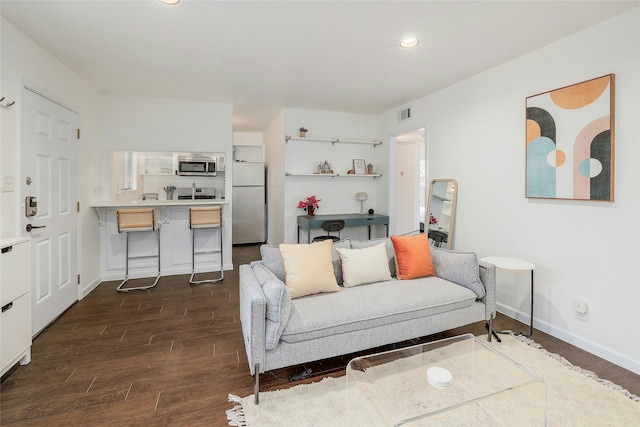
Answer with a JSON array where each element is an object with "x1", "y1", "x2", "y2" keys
[
  {"x1": 1, "y1": 238, "x2": 32, "y2": 377},
  {"x1": 90, "y1": 201, "x2": 230, "y2": 281}
]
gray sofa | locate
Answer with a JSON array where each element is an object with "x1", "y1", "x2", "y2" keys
[{"x1": 239, "y1": 238, "x2": 496, "y2": 403}]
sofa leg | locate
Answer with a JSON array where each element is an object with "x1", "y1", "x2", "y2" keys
[
  {"x1": 487, "y1": 315, "x2": 493, "y2": 342},
  {"x1": 254, "y1": 363, "x2": 260, "y2": 405}
]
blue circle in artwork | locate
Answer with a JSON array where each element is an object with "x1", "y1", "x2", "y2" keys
[{"x1": 579, "y1": 158, "x2": 603, "y2": 178}]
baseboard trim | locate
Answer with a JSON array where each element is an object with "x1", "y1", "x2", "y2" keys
[
  {"x1": 80, "y1": 276, "x2": 102, "y2": 299},
  {"x1": 497, "y1": 303, "x2": 640, "y2": 375}
]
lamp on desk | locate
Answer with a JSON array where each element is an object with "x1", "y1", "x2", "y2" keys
[{"x1": 356, "y1": 192, "x2": 368, "y2": 214}]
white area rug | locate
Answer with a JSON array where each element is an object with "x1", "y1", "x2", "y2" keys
[{"x1": 227, "y1": 335, "x2": 639, "y2": 426}]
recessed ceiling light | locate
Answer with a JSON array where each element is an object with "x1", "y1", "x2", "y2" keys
[
  {"x1": 159, "y1": 0, "x2": 181, "y2": 4},
  {"x1": 399, "y1": 38, "x2": 419, "y2": 48}
]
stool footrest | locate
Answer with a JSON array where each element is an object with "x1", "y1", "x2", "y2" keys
[
  {"x1": 189, "y1": 271, "x2": 224, "y2": 284},
  {"x1": 117, "y1": 274, "x2": 161, "y2": 292}
]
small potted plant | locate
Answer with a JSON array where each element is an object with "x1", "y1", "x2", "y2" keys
[
  {"x1": 297, "y1": 195, "x2": 321, "y2": 216},
  {"x1": 299, "y1": 127, "x2": 308, "y2": 137}
]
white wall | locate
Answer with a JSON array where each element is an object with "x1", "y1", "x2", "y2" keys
[
  {"x1": 379, "y1": 9, "x2": 640, "y2": 373},
  {"x1": 99, "y1": 95, "x2": 234, "y2": 266},
  {"x1": 279, "y1": 108, "x2": 385, "y2": 244},
  {"x1": 1, "y1": 18, "x2": 103, "y2": 295},
  {"x1": 264, "y1": 111, "x2": 285, "y2": 244}
]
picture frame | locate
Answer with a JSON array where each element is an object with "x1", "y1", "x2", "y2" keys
[
  {"x1": 525, "y1": 74, "x2": 615, "y2": 201},
  {"x1": 353, "y1": 159, "x2": 366, "y2": 175}
]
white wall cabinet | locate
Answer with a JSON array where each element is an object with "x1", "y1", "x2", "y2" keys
[{"x1": 1, "y1": 238, "x2": 32, "y2": 377}]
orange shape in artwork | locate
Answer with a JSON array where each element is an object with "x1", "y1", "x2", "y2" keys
[
  {"x1": 550, "y1": 75, "x2": 610, "y2": 110},
  {"x1": 526, "y1": 119, "x2": 541, "y2": 145},
  {"x1": 555, "y1": 150, "x2": 566, "y2": 166}
]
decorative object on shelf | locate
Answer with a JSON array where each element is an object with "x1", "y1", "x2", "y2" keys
[
  {"x1": 429, "y1": 212, "x2": 438, "y2": 226},
  {"x1": 347, "y1": 169, "x2": 354, "y2": 174},
  {"x1": 526, "y1": 74, "x2": 614, "y2": 201},
  {"x1": 353, "y1": 159, "x2": 366, "y2": 175},
  {"x1": 367, "y1": 163, "x2": 374, "y2": 174},
  {"x1": 368, "y1": 208, "x2": 374, "y2": 215},
  {"x1": 297, "y1": 195, "x2": 321, "y2": 216},
  {"x1": 321, "y1": 160, "x2": 333, "y2": 174},
  {"x1": 356, "y1": 192, "x2": 368, "y2": 214},
  {"x1": 299, "y1": 127, "x2": 308, "y2": 137}
]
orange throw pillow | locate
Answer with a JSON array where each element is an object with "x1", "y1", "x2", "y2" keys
[{"x1": 390, "y1": 234, "x2": 436, "y2": 280}]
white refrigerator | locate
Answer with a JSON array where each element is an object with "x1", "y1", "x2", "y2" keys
[{"x1": 232, "y1": 161, "x2": 266, "y2": 244}]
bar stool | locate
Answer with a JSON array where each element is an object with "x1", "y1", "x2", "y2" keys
[
  {"x1": 116, "y1": 208, "x2": 161, "y2": 292},
  {"x1": 189, "y1": 206, "x2": 223, "y2": 284}
]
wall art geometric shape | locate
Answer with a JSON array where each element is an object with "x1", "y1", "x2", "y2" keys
[{"x1": 525, "y1": 74, "x2": 615, "y2": 201}]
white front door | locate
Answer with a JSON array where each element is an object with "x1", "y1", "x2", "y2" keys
[{"x1": 21, "y1": 87, "x2": 79, "y2": 335}]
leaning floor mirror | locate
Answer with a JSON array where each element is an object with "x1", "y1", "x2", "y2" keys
[{"x1": 426, "y1": 179, "x2": 458, "y2": 249}]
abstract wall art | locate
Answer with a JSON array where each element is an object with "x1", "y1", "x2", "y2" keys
[{"x1": 525, "y1": 74, "x2": 615, "y2": 201}]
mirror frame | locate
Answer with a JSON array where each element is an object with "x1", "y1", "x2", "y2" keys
[{"x1": 425, "y1": 178, "x2": 458, "y2": 250}]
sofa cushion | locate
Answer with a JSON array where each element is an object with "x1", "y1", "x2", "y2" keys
[
  {"x1": 350, "y1": 237, "x2": 397, "y2": 277},
  {"x1": 279, "y1": 239, "x2": 341, "y2": 298},
  {"x1": 431, "y1": 247, "x2": 486, "y2": 298},
  {"x1": 336, "y1": 243, "x2": 392, "y2": 287},
  {"x1": 390, "y1": 234, "x2": 436, "y2": 280},
  {"x1": 280, "y1": 277, "x2": 476, "y2": 343},
  {"x1": 260, "y1": 240, "x2": 350, "y2": 285},
  {"x1": 249, "y1": 262, "x2": 292, "y2": 350},
  {"x1": 262, "y1": 278, "x2": 291, "y2": 350},
  {"x1": 260, "y1": 244, "x2": 286, "y2": 281}
]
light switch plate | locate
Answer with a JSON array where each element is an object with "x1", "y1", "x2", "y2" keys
[{"x1": 2, "y1": 175, "x2": 15, "y2": 192}]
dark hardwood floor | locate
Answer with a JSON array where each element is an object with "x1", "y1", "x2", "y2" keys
[{"x1": 1, "y1": 245, "x2": 638, "y2": 426}]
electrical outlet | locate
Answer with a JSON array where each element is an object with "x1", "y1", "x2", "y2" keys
[
  {"x1": 573, "y1": 299, "x2": 590, "y2": 321},
  {"x1": 572, "y1": 299, "x2": 587, "y2": 314},
  {"x1": 2, "y1": 175, "x2": 15, "y2": 192}
]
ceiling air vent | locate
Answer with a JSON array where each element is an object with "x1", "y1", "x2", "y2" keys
[{"x1": 399, "y1": 107, "x2": 411, "y2": 121}]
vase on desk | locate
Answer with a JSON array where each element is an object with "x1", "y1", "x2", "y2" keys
[{"x1": 307, "y1": 206, "x2": 315, "y2": 216}]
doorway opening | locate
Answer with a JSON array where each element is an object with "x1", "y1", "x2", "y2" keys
[{"x1": 394, "y1": 128, "x2": 425, "y2": 235}]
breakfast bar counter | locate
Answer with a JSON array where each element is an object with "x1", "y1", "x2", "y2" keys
[{"x1": 91, "y1": 200, "x2": 231, "y2": 282}]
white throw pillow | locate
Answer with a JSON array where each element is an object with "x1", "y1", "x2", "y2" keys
[
  {"x1": 279, "y1": 239, "x2": 341, "y2": 298},
  {"x1": 336, "y1": 243, "x2": 392, "y2": 287}
]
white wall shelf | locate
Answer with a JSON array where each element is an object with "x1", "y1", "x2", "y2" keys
[
  {"x1": 285, "y1": 136, "x2": 382, "y2": 146},
  {"x1": 285, "y1": 173, "x2": 382, "y2": 178}
]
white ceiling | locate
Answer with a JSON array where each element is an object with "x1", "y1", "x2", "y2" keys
[{"x1": 2, "y1": 1, "x2": 637, "y2": 132}]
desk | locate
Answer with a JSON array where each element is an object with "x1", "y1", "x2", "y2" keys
[
  {"x1": 297, "y1": 213, "x2": 389, "y2": 243},
  {"x1": 481, "y1": 256, "x2": 535, "y2": 337}
]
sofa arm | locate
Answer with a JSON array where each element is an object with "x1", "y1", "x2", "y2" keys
[
  {"x1": 479, "y1": 260, "x2": 496, "y2": 321},
  {"x1": 239, "y1": 264, "x2": 267, "y2": 375}
]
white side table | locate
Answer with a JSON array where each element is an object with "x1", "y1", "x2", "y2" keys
[{"x1": 481, "y1": 256, "x2": 535, "y2": 337}]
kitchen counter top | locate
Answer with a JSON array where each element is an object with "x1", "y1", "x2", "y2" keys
[{"x1": 90, "y1": 199, "x2": 228, "y2": 208}]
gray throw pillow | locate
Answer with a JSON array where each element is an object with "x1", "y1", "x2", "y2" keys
[
  {"x1": 430, "y1": 247, "x2": 485, "y2": 298},
  {"x1": 260, "y1": 244, "x2": 286, "y2": 281},
  {"x1": 350, "y1": 237, "x2": 397, "y2": 277},
  {"x1": 262, "y1": 277, "x2": 291, "y2": 350}
]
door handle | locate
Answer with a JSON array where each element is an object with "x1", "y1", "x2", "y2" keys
[
  {"x1": 2, "y1": 302, "x2": 13, "y2": 312},
  {"x1": 26, "y1": 223, "x2": 46, "y2": 232}
]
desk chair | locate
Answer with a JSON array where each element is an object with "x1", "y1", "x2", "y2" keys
[
  {"x1": 116, "y1": 208, "x2": 161, "y2": 292},
  {"x1": 189, "y1": 206, "x2": 223, "y2": 284},
  {"x1": 428, "y1": 229, "x2": 448, "y2": 248},
  {"x1": 312, "y1": 220, "x2": 345, "y2": 243}
]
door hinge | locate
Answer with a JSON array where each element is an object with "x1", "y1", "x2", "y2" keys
[
  {"x1": 77, "y1": 201, "x2": 80, "y2": 212},
  {"x1": 77, "y1": 129, "x2": 80, "y2": 139},
  {"x1": 77, "y1": 274, "x2": 81, "y2": 285}
]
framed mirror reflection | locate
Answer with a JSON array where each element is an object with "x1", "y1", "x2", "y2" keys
[{"x1": 426, "y1": 179, "x2": 458, "y2": 249}]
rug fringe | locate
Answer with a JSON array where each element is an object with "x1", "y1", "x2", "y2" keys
[
  {"x1": 226, "y1": 394, "x2": 247, "y2": 426},
  {"x1": 510, "y1": 332, "x2": 640, "y2": 403}
]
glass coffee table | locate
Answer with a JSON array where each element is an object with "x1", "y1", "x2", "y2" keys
[{"x1": 346, "y1": 334, "x2": 546, "y2": 426}]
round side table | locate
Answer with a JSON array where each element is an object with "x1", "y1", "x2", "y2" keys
[{"x1": 481, "y1": 256, "x2": 535, "y2": 337}]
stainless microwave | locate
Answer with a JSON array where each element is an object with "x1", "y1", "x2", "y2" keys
[{"x1": 177, "y1": 156, "x2": 217, "y2": 176}]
